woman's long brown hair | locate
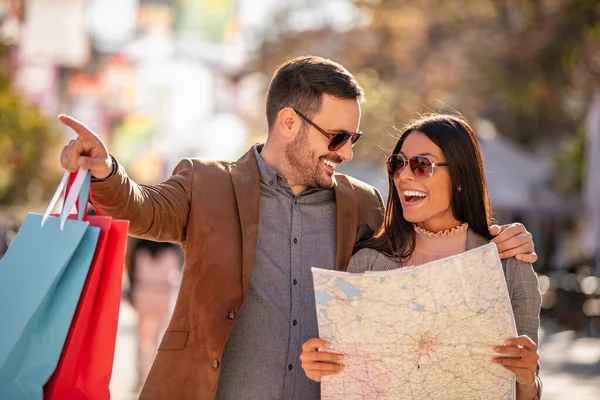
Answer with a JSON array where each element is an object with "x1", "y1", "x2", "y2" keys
[{"x1": 355, "y1": 114, "x2": 494, "y2": 262}]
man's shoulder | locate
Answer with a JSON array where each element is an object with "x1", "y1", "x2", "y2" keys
[
  {"x1": 164, "y1": 158, "x2": 236, "y2": 189},
  {"x1": 335, "y1": 173, "x2": 381, "y2": 198},
  {"x1": 174, "y1": 158, "x2": 233, "y2": 174},
  {"x1": 190, "y1": 158, "x2": 232, "y2": 169},
  {"x1": 180, "y1": 146, "x2": 256, "y2": 174}
]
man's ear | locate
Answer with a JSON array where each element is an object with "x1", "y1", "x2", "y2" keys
[{"x1": 277, "y1": 107, "x2": 299, "y2": 140}]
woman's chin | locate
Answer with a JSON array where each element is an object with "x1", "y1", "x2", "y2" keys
[{"x1": 402, "y1": 212, "x2": 424, "y2": 224}]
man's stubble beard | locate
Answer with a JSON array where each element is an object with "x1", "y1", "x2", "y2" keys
[{"x1": 284, "y1": 127, "x2": 333, "y2": 189}]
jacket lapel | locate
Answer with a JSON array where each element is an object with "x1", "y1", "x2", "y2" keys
[
  {"x1": 229, "y1": 146, "x2": 261, "y2": 300},
  {"x1": 333, "y1": 175, "x2": 359, "y2": 271}
]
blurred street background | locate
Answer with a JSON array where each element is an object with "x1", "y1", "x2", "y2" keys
[{"x1": 0, "y1": 0, "x2": 599, "y2": 399}]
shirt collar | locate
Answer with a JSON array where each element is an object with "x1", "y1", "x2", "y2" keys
[{"x1": 253, "y1": 144, "x2": 281, "y2": 190}]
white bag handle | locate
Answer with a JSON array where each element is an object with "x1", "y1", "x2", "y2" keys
[
  {"x1": 41, "y1": 171, "x2": 69, "y2": 228},
  {"x1": 41, "y1": 167, "x2": 89, "y2": 230},
  {"x1": 59, "y1": 167, "x2": 89, "y2": 230}
]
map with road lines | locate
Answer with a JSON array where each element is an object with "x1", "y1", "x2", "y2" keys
[{"x1": 312, "y1": 243, "x2": 517, "y2": 400}]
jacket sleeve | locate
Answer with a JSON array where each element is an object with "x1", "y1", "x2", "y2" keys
[
  {"x1": 90, "y1": 158, "x2": 194, "y2": 243},
  {"x1": 504, "y1": 258, "x2": 542, "y2": 345},
  {"x1": 504, "y1": 257, "x2": 544, "y2": 397}
]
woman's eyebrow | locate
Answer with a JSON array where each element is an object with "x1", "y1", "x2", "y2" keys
[
  {"x1": 402, "y1": 151, "x2": 440, "y2": 159},
  {"x1": 418, "y1": 152, "x2": 440, "y2": 159}
]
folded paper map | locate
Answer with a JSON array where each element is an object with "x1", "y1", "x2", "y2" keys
[{"x1": 312, "y1": 243, "x2": 517, "y2": 400}]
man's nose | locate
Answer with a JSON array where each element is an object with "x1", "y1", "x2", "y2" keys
[{"x1": 336, "y1": 139, "x2": 354, "y2": 162}]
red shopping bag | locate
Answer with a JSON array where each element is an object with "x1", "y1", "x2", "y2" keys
[{"x1": 44, "y1": 173, "x2": 129, "y2": 400}]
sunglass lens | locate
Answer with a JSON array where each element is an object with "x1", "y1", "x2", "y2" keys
[
  {"x1": 410, "y1": 156, "x2": 433, "y2": 179},
  {"x1": 387, "y1": 155, "x2": 405, "y2": 178},
  {"x1": 328, "y1": 133, "x2": 351, "y2": 151}
]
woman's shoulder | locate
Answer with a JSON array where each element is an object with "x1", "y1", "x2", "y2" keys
[
  {"x1": 351, "y1": 248, "x2": 382, "y2": 262},
  {"x1": 348, "y1": 248, "x2": 401, "y2": 273},
  {"x1": 501, "y1": 256, "x2": 538, "y2": 288},
  {"x1": 467, "y1": 229, "x2": 538, "y2": 287},
  {"x1": 466, "y1": 229, "x2": 491, "y2": 249}
]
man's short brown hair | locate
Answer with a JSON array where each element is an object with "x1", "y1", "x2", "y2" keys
[{"x1": 266, "y1": 56, "x2": 365, "y2": 131}]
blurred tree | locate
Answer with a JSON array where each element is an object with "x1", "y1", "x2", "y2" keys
[
  {"x1": 0, "y1": 41, "x2": 61, "y2": 206},
  {"x1": 249, "y1": 0, "x2": 599, "y2": 193},
  {"x1": 551, "y1": 127, "x2": 587, "y2": 194}
]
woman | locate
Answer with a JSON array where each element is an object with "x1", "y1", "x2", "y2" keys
[
  {"x1": 300, "y1": 114, "x2": 542, "y2": 399},
  {"x1": 129, "y1": 239, "x2": 183, "y2": 389}
]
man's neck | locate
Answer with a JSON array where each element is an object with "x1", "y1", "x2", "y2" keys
[
  {"x1": 258, "y1": 142, "x2": 282, "y2": 174},
  {"x1": 259, "y1": 143, "x2": 308, "y2": 195}
]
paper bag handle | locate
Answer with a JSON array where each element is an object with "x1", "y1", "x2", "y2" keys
[
  {"x1": 63, "y1": 170, "x2": 101, "y2": 219},
  {"x1": 41, "y1": 167, "x2": 91, "y2": 230}
]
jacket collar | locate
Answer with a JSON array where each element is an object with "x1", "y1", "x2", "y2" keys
[
  {"x1": 230, "y1": 145, "x2": 359, "y2": 290},
  {"x1": 332, "y1": 174, "x2": 358, "y2": 271},
  {"x1": 229, "y1": 146, "x2": 262, "y2": 300}
]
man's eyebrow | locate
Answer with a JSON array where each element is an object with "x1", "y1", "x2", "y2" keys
[{"x1": 328, "y1": 128, "x2": 359, "y2": 133}]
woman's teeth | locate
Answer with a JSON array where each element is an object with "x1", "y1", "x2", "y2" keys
[{"x1": 403, "y1": 190, "x2": 428, "y2": 202}]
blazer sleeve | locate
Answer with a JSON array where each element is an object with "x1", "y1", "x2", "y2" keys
[
  {"x1": 503, "y1": 256, "x2": 544, "y2": 397},
  {"x1": 504, "y1": 257, "x2": 542, "y2": 345},
  {"x1": 91, "y1": 158, "x2": 194, "y2": 243}
]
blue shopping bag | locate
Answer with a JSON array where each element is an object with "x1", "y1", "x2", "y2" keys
[{"x1": 0, "y1": 168, "x2": 100, "y2": 399}]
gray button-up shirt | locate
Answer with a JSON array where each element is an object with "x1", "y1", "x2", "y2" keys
[{"x1": 215, "y1": 146, "x2": 337, "y2": 400}]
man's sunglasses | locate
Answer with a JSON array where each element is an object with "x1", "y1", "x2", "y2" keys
[
  {"x1": 386, "y1": 154, "x2": 449, "y2": 180},
  {"x1": 293, "y1": 108, "x2": 362, "y2": 151}
]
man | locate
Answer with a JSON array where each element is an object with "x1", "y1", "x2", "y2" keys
[{"x1": 59, "y1": 56, "x2": 537, "y2": 400}]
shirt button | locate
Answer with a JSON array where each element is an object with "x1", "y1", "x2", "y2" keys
[
  {"x1": 226, "y1": 310, "x2": 236, "y2": 320},
  {"x1": 293, "y1": 320, "x2": 297, "y2": 326},
  {"x1": 293, "y1": 238, "x2": 298, "y2": 244},
  {"x1": 212, "y1": 359, "x2": 220, "y2": 369},
  {"x1": 268, "y1": 180, "x2": 274, "y2": 185},
  {"x1": 288, "y1": 364, "x2": 293, "y2": 370},
  {"x1": 293, "y1": 279, "x2": 297, "y2": 285}
]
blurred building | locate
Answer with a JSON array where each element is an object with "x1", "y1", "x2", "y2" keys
[
  {"x1": 3, "y1": 0, "x2": 252, "y2": 185},
  {"x1": 584, "y1": 91, "x2": 600, "y2": 273}
]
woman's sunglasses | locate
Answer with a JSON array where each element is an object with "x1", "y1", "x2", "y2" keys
[
  {"x1": 293, "y1": 108, "x2": 362, "y2": 151},
  {"x1": 386, "y1": 154, "x2": 449, "y2": 180}
]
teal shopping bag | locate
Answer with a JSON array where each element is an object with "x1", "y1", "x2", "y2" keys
[{"x1": 0, "y1": 168, "x2": 100, "y2": 399}]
